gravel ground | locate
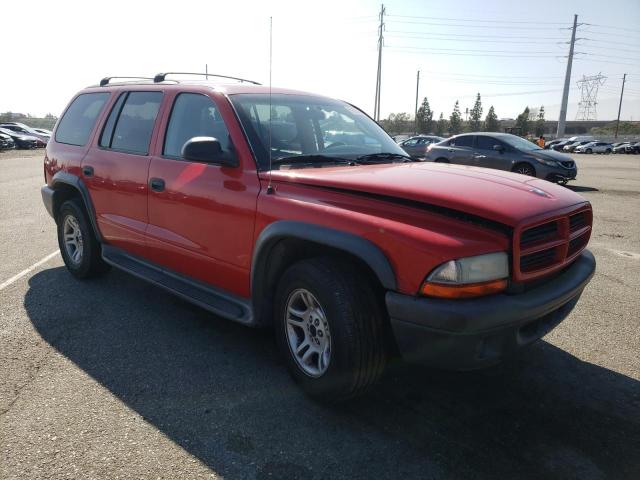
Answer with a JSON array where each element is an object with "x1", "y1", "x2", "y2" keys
[{"x1": 1, "y1": 149, "x2": 638, "y2": 480}]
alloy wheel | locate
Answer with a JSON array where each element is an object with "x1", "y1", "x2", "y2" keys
[
  {"x1": 285, "y1": 288, "x2": 331, "y2": 377},
  {"x1": 63, "y1": 215, "x2": 84, "y2": 265}
]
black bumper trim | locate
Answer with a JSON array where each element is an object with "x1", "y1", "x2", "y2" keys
[
  {"x1": 386, "y1": 250, "x2": 595, "y2": 369},
  {"x1": 41, "y1": 185, "x2": 55, "y2": 218}
]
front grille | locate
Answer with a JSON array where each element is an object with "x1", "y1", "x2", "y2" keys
[
  {"x1": 514, "y1": 205, "x2": 592, "y2": 281},
  {"x1": 561, "y1": 161, "x2": 575, "y2": 169},
  {"x1": 520, "y1": 247, "x2": 557, "y2": 272},
  {"x1": 520, "y1": 221, "x2": 558, "y2": 248}
]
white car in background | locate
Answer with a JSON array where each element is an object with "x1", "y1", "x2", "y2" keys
[{"x1": 575, "y1": 141, "x2": 613, "y2": 154}]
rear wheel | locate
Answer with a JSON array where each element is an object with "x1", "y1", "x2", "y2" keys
[
  {"x1": 274, "y1": 258, "x2": 387, "y2": 402},
  {"x1": 605, "y1": 148, "x2": 612, "y2": 154},
  {"x1": 586, "y1": 148, "x2": 592, "y2": 154},
  {"x1": 57, "y1": 199, "x2": 109, "y2": 279},
  {"x1": 434, "y1": 158, "x2": 449, "y2": 163},
  {"x1": 512, "y1": 163, "x2": 536, "y2": 177}
]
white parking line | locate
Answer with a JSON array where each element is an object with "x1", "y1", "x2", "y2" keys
[{"x1": 0, "y1": 250, "x2": 60, "y2": 291}]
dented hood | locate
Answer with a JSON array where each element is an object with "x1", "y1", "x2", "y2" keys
[{"x1": 266, "y1": 162, "x2": 588, "y2": 227}]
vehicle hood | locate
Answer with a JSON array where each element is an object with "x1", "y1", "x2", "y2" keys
[
  {"x1": 528, "y1": 149, "x2": 573, "y2": 162},
  {"x1": 266, "y1": 162, "x2": 587, "y2": 227}
]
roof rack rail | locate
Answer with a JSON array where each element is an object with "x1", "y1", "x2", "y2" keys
[
  {"x1": 99, "y1": 76, "x2": 154, "y2": 86},
  {"x1": 153, "y1": 72, "x2": 261, "y2": 85}
]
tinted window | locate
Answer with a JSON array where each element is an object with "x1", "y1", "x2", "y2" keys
[
  {"x1": 109, "y1": 92, "x2": 162, "y2": 155},
  {"x1": 476, "y1": 136, "x2": 500, "y2": 150},
  {"x1": 452, "y1": 135, "x2": 473, "y2": 147},
  {"x1": 99, "y1": 93, "x2": 127, "y2": 148},
  {"x1": 55, "y1": 93, "x2": 110, "y2": 146},
  {"x1": 163, "y1": 93, "x2": 232, "y2": 158},
  {"x1": 403, "y1": 138, "x2": 418, "y2": 146}
]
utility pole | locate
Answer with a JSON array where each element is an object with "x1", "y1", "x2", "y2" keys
[
  {"x1": 373, "y1": 4, "x2": 385, "y2": 122},
  {"x1": 414, "y1": 70, "x2": 420, "y2": 134},
  {"x1": 615, "y1": 73, "x2": 626, "y2": 139},
  {"x1": 557, "y1": 14, "x2": 578, "y2": 138}
]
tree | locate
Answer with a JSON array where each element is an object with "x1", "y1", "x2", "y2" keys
[
  {"x1": 435, "y1": 112, "x2": 448, "y2": 136},
  {"x1": 416, "y1": 97, "x2": 434, "y2": 134},
  {"x1": 535, "y1": 106, "x2": 546, "y2": 136},
  {"x1": 449, "y1": 101, "x2": 462, "y2": 135},
  {"x1": 515, "y1": 106, "x2": 530, "y2": 135},
  {"x1": 484, "y1": 105, "x2": 499, "y2": 132},
  {"x1": 468, "y1": 93, "x2": 483, "y2": 132}
]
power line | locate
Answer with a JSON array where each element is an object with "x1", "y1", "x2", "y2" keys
[
  {"x1": 385, "y1": 30, "x2": 567, "y2": 40},
  {"x1": 387, "y1": 34, "x2": 565, "y2": 45},
  {"x1": 386, "y1": 14, "x2": 570, "y2": 25},
  {"x1": 583, "y1": 23, "x2": 639, "y2": 33},
  {"x1": 386, "y1": 19, "x2": 572, "y2": 30},
  {"x1": 387, "y1": 48, "x2": 565, "y2": 58}
]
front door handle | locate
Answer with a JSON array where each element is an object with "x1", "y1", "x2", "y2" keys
[
  {"x1": 474, "y1": 154, "x2": 486, "y2": 159},
  {"x1": 149, "y1": 177, "x2": 165, "y2": 192},
  {"x1": 82, "y1": 165, "x2": 94, "y2": 177}
]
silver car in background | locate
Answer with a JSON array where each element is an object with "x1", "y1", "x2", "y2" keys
[
  {"x1": 399, "y1": 135, "x2": 445, "y2": 158},
  {"x1": 424, "y1": 132, "x2": 577, "y2": 184},
  {"x1": 574, "y1": 141, "x2": 612, "y2": 154}
]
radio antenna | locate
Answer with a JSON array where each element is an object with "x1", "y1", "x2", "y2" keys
[{"x1": 266, "y1": 16, "x2": 274, "y2": 195}]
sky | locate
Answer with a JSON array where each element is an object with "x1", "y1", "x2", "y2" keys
[{"x1": 1, "y1": 0, "x2": 639, "y2": 121}]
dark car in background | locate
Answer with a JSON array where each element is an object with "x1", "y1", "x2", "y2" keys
[
  {"x1": 399, "y1": 135, "x2": 445, "y2": 158},
  {"x1": 425, "y1": 132, "x2": 577, "y2": 184},
  {"x1": 625, "y1": 142, "x2": 640, "y2": 154},
  {"x1": 612, "y1": 142, "x2": 630, "y2": 153},
  {"x1": 0, "y1": 132, "x2": 16, "y2": 150},
  {"x1": 0, "y1": 128, "x2": 39, "y2": 149},
  {"x1": 0, "y1": 122, "x2": 50, "y2": 144},
  {"x1": 545, "y1": 138, "x2": 567, "y2": 150}
]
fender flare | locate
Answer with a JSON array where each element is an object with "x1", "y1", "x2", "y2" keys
[
  {"x1": 50, "y1": 171, "x2": 103, "y2": 242},
  {"x1": 250, "y1": 221, "x2": 397, "y2": 323}
]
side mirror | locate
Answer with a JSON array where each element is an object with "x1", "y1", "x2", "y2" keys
[
  {"x1": 493, "y1": 144, "x2": 505, "y2": 153},
  {"x1": 181, "y1": 136, "x2": 238, "y2": 167}
]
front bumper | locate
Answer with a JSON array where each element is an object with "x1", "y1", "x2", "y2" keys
[{"x1": 386, "y1": 250, "x2": 595, "y2": 370}]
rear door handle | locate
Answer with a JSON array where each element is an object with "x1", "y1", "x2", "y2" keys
[
  {"x1": 82, "y1": 165, "x2": 94, "y2": 177},
  {"x1": 149, "y1": 177, "x2": 165, "y2": 192}
]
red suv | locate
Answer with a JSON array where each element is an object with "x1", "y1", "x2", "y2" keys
[{"x1": 41, "y1": 73, "x2": 595, "y2": 401}]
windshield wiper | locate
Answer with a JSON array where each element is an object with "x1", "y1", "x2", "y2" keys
[
  {"x1": 356, "y1": 152, "x2": 414, "y2": 163},
  {"x1": 271, "y1": 154, "x2": 356, "y2": 168}
]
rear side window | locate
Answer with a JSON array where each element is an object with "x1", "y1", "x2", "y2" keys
[
  {"x1": 100, "y1": 91, "x2": 162, "y2": 155},
  {"x1": 452, "y1": 135, "x2": 474, "y2": 148},
  {"x1": 55, "y1": 93, "x2": 110, "y2": 146},
  {"x1": 163, "y1": 93, "x2": 232, "y2": 158}
]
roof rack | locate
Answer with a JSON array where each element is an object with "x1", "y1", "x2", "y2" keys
[
  {"x1": 153, "y1": 72, "x2": 261, "y2": 85},
  {"x1": 99, "y1": 76, "x2": 154, "y2": 86}
]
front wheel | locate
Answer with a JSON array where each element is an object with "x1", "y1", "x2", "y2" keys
[
  {"x1": 274, "y1": 258, "x2": 387, "y2": 402},
  {"x1": 586, "y1": 148, "x2": 593, "y2": 154},
  {"x1": 605, "y1": 149, "x2": 612, "y2": 154}
]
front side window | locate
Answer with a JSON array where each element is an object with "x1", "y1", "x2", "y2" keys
[
  {"x1": 229, "y1": 94, "x2": 407, "y2": 170},
  {"x1": 55, "y1": 92, "x2": 110, "y2": 146},
  {"x1": 476, "y1": 136, "x2": 500, "y2": 150},
  {"x1": 101, "y1": 91, "x2": 162, "y2": 155},
  {"x1": 403, "y1": 138, "x2": 419, "y2": 147},
  {"x1": 163, "y1": 93, "x2": 233, "y2": 158}
]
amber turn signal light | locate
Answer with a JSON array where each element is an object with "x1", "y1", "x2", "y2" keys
[{"x1": 420, "y1": 278, "x2": 508, "y2": 299}]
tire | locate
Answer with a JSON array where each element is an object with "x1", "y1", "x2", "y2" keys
[
  {"x1": 434, "y1": 158, "x2": 449, "y2": 163},
  {"x1": 57, "y1": 198, "x2": 110, "y2": 279},
  {"x1": 586, "y1": 148, "x2": 592, "y2": 154},
  {"x1": 274, "y1": 257, "x2": 387, "y2": 402},
  {"x1": 512, "y1": 163, "x2": 536, "y2": 177},
  {"x1": 605, "y1": 149, "x2": 611, "y2": 154}
]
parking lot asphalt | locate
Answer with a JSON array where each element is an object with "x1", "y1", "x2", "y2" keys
[{"x1": 1, "y1": 149, "x2": 639, "y2": 480}]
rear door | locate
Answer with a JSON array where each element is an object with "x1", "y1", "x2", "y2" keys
[
  {"x1": 447, "y1": 135, "x2": 475, "y2": 165},
  {"x1": 83, "y1": 90, "x2": 163, "y2": 258},
  {"x1": 145, "y1": 91, "x2": 261, "y2": 297}
]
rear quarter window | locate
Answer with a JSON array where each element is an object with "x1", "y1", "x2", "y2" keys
[{"x1": 55, "y1": 93, "x2": 110, "y2": 146}]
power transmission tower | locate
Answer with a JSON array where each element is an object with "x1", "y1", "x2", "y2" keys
[
  {"x1": 575, "y1": 73, "x2": 606, "y2": 120},
  {"x1": 373, "y1": 4, "x2": 385, "y2": 122},
  {"x1": 557, "y1": 14, "x2": 578, "y2": 138},
  {"x1": 615, "y1": 73, "x2": 627, "y2": 139}
]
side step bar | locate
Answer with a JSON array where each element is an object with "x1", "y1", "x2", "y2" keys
[{"x1": 102, "y1": 245, "x2": 255, "y2": 326}]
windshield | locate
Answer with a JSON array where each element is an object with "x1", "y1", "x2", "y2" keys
[
  {"x1": 501, "y1": 135, "x2": 543, "y2": 152},
  {"x1": 229, "y1": 94, "x2": 407, "y2": 170}
]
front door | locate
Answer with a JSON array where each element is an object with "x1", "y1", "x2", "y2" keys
[
  {"x1": 146, "y1": 91, "x2": 261, "y2": 297},
  {"x1": 474, "y1": 135, "x2": 510, "y2": 171}
]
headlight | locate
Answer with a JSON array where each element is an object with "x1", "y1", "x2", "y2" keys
[
  {"x1": 420, "y1": 252, "x2": 509, "y2": 299},
  {"x1": 534, "y1": 157, "x2": 559, "y2": 167}
]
